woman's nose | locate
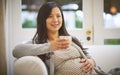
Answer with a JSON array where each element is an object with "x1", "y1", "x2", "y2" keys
[{"x1": 53, "y1": 16, "x2": 58, "y2": 22}]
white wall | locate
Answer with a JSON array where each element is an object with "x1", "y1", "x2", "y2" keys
[
  {"x1": 6, "y1": 0, "x2": 35, "y2": 75},
  {"x1": 87, "y1": 45, "x2": 120, "y2": 72}
]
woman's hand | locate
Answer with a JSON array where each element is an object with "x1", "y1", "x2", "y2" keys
[
  {"x1": 80, "y1": 58, "x2": 94, "y2": 73},
  {"x1": 50, "y1": 38, "x2": 70, "y2": 51}
]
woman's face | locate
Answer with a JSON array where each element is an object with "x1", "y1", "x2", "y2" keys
[{"x1": 46, "y1": 7, "x2": 62, "y2": 33}]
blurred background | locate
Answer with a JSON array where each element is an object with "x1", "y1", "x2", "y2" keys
[{"x1": 0, "y1": 0, "x2": 120, "y2": 75}]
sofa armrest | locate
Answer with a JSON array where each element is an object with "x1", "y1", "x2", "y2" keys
[{"x1": 14, "y1": 56, "x2": 48, "y2": 75}]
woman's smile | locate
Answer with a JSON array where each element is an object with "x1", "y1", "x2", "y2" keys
[
  {"x1": 51, "y1": 23, "x2": 59, "y2": 28},
  {"x1": 46, "y1": 7, "x2": 62, "y2": 32}
]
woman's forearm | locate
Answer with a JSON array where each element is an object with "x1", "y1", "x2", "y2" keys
[{"x1": 13, "y1": 43, "x2": 51, "y2": 58}]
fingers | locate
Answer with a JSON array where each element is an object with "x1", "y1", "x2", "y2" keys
[
  {"x1": 80, "y1": 59, "x2": 86, "y2": 63},
  {"x1": 57, "y1": 38, "x2": 70, "y2": 49},
  {"x1": 50, "y1": 38, "x2": 70, "y2": 51},
  {"x1": 82, "y1": 63, "x2": 92, "y2": 73},
  {"x1": 80, "y1": 59, "x2": 94, "y2": 73}
]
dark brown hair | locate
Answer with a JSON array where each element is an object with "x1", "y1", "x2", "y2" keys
[{"x1": 32, "y1": 1, "x2": 84, "y2": 50}]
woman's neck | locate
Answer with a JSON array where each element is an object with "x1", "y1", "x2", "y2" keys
[{"x1": 47, "y1": 32, "x2": 59, "y2": 41}]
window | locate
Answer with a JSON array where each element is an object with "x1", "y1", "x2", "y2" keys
[
  {"x1": 21, "y1": 0, "x2": 43, "y2": 28},
  {"x1": 62, "y1": 3, "x2": 83, "y2": 29},
  {"x1": 21, "y1": 0, "x2": 83, "y2": 29},
  {"x1": 103, "y1": 0, "x2": 120, "y2": 45},
  {"x1": 104, "y1": 0, "x2": 120, "y2": 28}
]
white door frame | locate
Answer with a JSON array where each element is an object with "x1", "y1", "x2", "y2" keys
[
  {"x1": 6, "y1": 0, "x2": 21, "y2": 75},
  {"x1": 93, "y1": 0, "x2": 120, "y2": 45}
]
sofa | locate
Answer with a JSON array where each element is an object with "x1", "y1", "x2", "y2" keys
[
  {"x1": 14, "y1": 56, "x2": 48, "y2": 75},
  {"x1": 14, "y1": 45, "x2": 120, "y2": 75}
]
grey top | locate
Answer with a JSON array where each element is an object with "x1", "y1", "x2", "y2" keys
[
  {"x1": 13, "y1": 41, "x2": 51, "y2": 58},
  {"x1": 13, "y1": 40, "x2": 55, "y2": 75},
  {"x1": 13, "y1": 40, "x2": 92, "y2": 75},
  {"x1": 13, "y1": 40, "x2": 91, "y2": 58}
]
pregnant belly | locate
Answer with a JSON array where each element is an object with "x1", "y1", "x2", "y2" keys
[{"x1": 55, "y1": 58, "x2": 88, "y2": 75}]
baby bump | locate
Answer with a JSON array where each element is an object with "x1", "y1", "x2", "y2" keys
[{"x1": 55, "y1": 58, "x2": 89, "y2": 75}]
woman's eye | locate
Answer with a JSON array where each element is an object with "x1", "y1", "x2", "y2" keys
[
  {"x1": 48, "y1": 14, "x2": 61, "y2": 18},
  {"x1": 57, "y1": 15, "x2": 61, "y2": 18},
  {"x1": 49, "y1": 15, "x2": 52, "y2": 18}
]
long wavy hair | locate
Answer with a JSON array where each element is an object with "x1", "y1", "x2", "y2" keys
[{"x1": 32, "y1": 1, "x2": 84, "y2": 50}]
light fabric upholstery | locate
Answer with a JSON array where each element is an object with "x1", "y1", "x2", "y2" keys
[{"x1": 14, "y1": 56, "x2": 48, "y2": 75}]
